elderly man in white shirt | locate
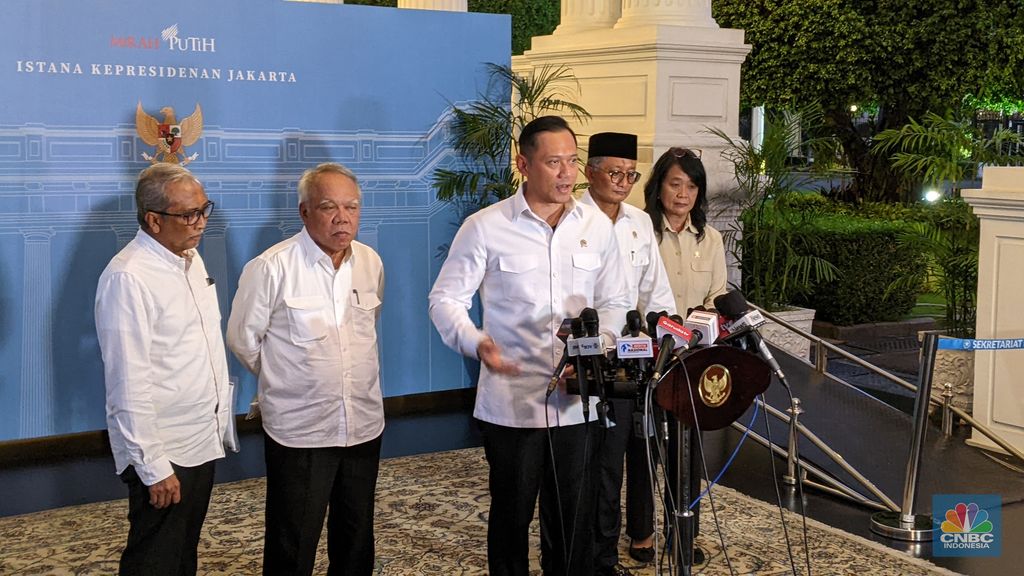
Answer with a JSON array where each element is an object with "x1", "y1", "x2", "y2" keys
[
  {"x1": 581, "y1": 132, "x2": 677, "y2": 576},
  {"x1": 95, "y1": 163, "x2": 236, "y2": 576},
  {"x1": 429, "y1": 116, "x2": 632, "y2": 576},
  {"x1": 227, "y1": 162, "x2": 384, "y2": 576}
]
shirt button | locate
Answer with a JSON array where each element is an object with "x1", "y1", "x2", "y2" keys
[
  {"x1": 675, "y1": 251, "x2": 680, "y2": 256},
  {"x1": 552, "y1": 272, "x2": 558, "y2": 278}
]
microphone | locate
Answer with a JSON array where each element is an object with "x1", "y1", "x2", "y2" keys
[
  {"x1": 617, "y1": 310, "x2": 654, "y2": 372},
  {"x1": 683, "y1": 308, "x2": 720, "y2": 346},
  {"x1": 713, "y1": 290, "x2": 785, "y2": 382},
  {"x1": 646, "y1": 310, "x2": 668, "y2": 342},
  {"x1": 546, "y1": 318, "x2": 579, "y2": 398},
  {"x1": 579, "y1": 308, "x2": 610, "y2": 424},
  {"x1": 625, "y1": 309, "x2": 644, "y2": 337},
  {"x1": 650, "y1": 315, "x2": 694, "y2": 385}
]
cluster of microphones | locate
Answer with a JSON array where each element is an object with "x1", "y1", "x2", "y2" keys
[{"x1": 546, "y1": 290, "x2": 785, "y2": 424}]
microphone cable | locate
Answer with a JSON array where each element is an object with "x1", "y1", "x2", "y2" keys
[
  {"x1": 689, "y1": 400, "x2": 759, "y2": 507},
  {"x1": 766, "y1": 375, "x2": 814, "y2": 576},
  {"x1": 759, "y1": 390, "x2": 807, "y2": 576},
  {"x1": 641, "y1": 377, "x2": 669, "y2": 575},
  {"x1": 680, "y1": 366, "x2": 737, "y2": 576},
  {"x1": 543, "y1": 370, "x2": 593, "y2": 574}
]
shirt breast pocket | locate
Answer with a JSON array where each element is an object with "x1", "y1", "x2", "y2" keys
[
  {"x1": 350, "y1": 291, "x2": 381, "y2": 340},
  {"x1": 284, "y1": 296, "x2": 329, "y2": 345},
  {"x1": 498, "y1": 255, "x2": 538, "y2": 302},
  {"x1": 630, "y1": 252, "x2": 650, "y2": 269},
  {"x1": 690, "y1": 256, "x2": 714, "y2": 274},
  {"x1": 572, "y1": 252, "x2": 601, "y2": 296}
]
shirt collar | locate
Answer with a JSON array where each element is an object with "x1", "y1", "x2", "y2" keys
[
  {"x1": 136, "y1": 228, "x2": 195, "y2": 271},
  {"x1": 298, "y1": 227, "x2": 355, "y2": 269},
  {"x1": 664, "y1": 217, "x2": 698, "y2": 235},
  {"x1": 580, "y1": 189, "x2": 635, "y2": 224},
  {"x1": 512, "y1": 183, "x2": 583, "y2": 224}
]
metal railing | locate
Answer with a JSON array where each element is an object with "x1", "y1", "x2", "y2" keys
[{"x1": 750, "y1": 303, "x2": 1024, "y2": 466}]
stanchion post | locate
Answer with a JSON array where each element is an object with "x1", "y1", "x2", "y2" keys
[
  {"x1": 782, "y1": 397, "x2": 803, "y2": 485},
  {"x1": 869, "y1": 332, "x2": 938, "y2": 541},
  {"x1": 941, "y1": 383, "x2": 955, "y2": 437}
]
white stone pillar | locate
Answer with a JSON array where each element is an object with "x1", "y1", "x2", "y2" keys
[
  {"x1": 398, "y1": 0, "x2": 467, "y2": 10},
  {"x1": 20, "y1": 229, "x2": 56, "y2": 438},
  {"x1": 616, "y1": 0, "x2": 718, "y2": 29},
  {"x1": 515, "y1": 0, "x2": 749, "y2": 284},
  {"x1": 962, "y1": 166, "x2": 1024, "y2": 455},
  {"x1": 554, "y1": 0, "x2": 621, "y2": 35}
]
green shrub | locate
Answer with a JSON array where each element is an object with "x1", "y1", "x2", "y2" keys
[{"x1": 790, "y1": 214, "x2": 926, "y2": 324}]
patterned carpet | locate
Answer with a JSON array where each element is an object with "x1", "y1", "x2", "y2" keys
[{"x1": 0, "y1": 447, "x2": 960, "y2": 575}]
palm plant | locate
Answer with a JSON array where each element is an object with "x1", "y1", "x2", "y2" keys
[
  {"x1": 709, "y1": 106, "x2": 843, "y2": 310},
  {"x1": 432, "y1": 63, "x2": 590, "y2": 219},
  {"x1": 873, "y1": 112, "x2": 1021, "y2": 337},
  {"x1": 873, "y1": 111, "x2": 1024, "y2": 195}
]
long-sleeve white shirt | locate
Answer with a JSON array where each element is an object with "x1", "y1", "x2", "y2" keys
[
  {"x1": 227, "y1": 229, "x2": 384, "y2": 448},
  {"x1": 95, "y1": 229, "x2": 234, "y2": 486},
  {"x1": 429, "y1": 186, "x2": 632, "y2": 428},
  {"x1": 579, "y1": 191, "x2": 677, "y2": 317}
]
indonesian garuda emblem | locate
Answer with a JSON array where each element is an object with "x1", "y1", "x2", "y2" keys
[
  {"x1": 698, "y1": 364, "x2": 732, "y2": 408},
  {"x1": 135, "y1": 101, "x2": 203, "y2": 165}
]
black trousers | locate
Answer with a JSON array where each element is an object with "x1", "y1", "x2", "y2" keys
[
  {"x1": 478, "y1": 418, "x2": 598, "y2": 576},
  {"x1": 593, "y1": 398, "x2": 635, "y2": 570},
  {"x1": 262, "y1": 432, "x2": 382, "y2": 576},
  {"x1": 118, "y1": 460, "x2": 216, "y2": 576}
]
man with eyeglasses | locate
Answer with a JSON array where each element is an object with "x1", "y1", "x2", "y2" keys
[
  {"x1": 581, "y1": 133, "x2": 676, "y2": 576},
  {"x1": 95, "y1": 163, "x2": 236, "y2": 576},
  {"x1": 227, "y1": 162, "x2": 384, "y2": 576}
]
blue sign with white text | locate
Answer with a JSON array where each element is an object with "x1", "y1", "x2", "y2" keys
[{"x1": 0, "y1": 0, "x2": 510, "y2": 441}]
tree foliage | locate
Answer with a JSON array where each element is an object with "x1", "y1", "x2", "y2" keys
[{"x1": 713, "y1": 0, "x2": 1024, "y2": 201}]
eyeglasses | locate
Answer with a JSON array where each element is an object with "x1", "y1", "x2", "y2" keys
[
  {"x1": 150, "y1": 201, "x2": 215, "y2": 226},
  {"x1": 602, "y1": 169, "x2": 642, "y2": 185},
  {"x1": 669, "y1": 147, "x2": 702, "y2": 159}
]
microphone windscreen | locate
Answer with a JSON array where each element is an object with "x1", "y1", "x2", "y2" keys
[
  {"x1": 570, "y1": 317, "x2": 585, "y2": 338},
  {"x1": 626, "y1": 309, "x2": 643, "y2": 336},
  {"x1": 713, "y1": 290, "x2": 749, "y2": 319},
  {"x1": 580, "y1": 307, "x2": 600, "y2": 336}
]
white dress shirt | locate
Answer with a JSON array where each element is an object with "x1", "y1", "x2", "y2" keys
[
  {"x1": 95, "y1": 229, "x2": 235, "y2": 486},
  {"x1": 579, "y1": 191, "x2": 677, "y2": 317},
  {"x1": 429, "y1": 185, "x2": 632, "y2": 428},
  {"x1": 227, "y1": 229, "x2": 384, "y2": 448}
]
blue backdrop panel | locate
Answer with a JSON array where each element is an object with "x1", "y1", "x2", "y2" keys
[{"x1": 0, "y1": 0, "x2": 509, "y2": 441}]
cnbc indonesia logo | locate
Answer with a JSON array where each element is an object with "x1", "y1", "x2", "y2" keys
[{"x1": 933, "y1": 495, "x2": 1001, "y2": 556}]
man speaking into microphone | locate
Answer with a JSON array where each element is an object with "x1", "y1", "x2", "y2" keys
[
  {"x1": 429, "y1": 116, "x2": 632, "y2": 576},
  {"x1": 581, "y1": 132, "x2": 676, "y2": 576}
]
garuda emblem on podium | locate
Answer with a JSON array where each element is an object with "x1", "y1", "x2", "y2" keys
[
  {"x1": 135, "y1": 101, "x2": 203, "y2": 165},
  {"x1": 698, "y1": 364, "x2": 732, "y2": 408}
]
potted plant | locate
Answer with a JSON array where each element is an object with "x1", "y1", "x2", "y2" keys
[
  {"x1": 432, "y1": 63, "x2": 590, "y2": 221},
  {"x1": 709, "y1": 107, "x2": 843, "y2": 358}
]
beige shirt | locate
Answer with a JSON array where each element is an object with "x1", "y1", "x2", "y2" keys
[{"x1": 658, "y1": 220, "x2": 728, "y2": 314}]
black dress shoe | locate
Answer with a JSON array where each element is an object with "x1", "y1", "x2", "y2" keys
[
  {"x1": 692, "y1": 546, "x2": 706, "y2": 565},
  {"x1": 628, "y1": 545, "x2": 655, "y2": 564}
]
